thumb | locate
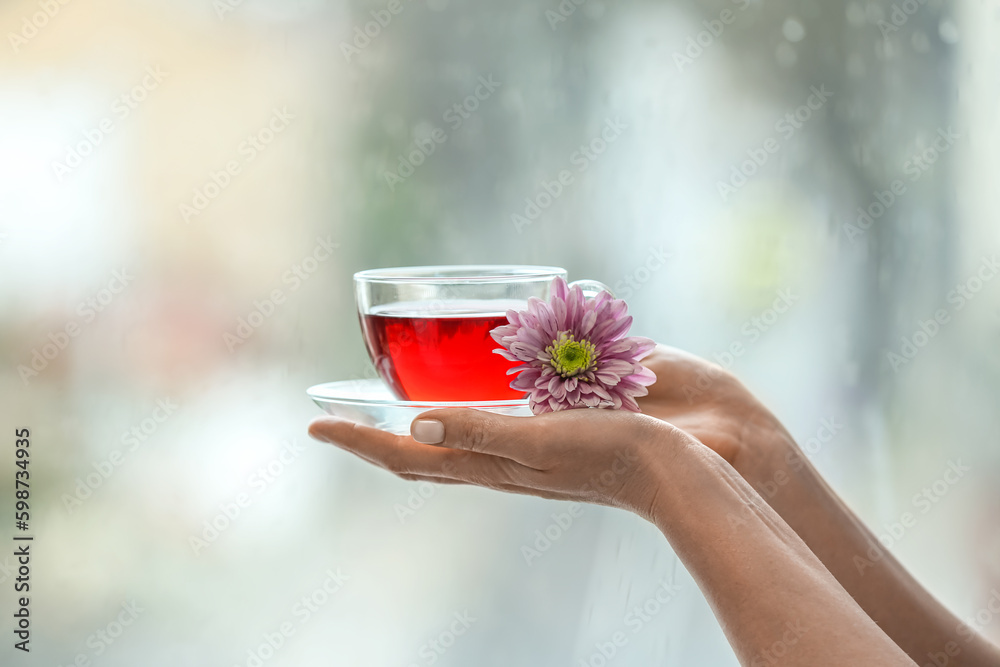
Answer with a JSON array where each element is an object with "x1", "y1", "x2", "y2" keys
[{"x1": 410, "y1": 408, "x2": 541, "y2": 466}]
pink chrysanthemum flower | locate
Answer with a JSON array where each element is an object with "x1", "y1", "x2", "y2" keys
[{"x1": 490, "y1": 277, "x2": 657, "y2": 414}]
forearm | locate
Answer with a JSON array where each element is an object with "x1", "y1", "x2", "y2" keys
[
  {"x1": 733, "y1": 425, "x2": 1000, "y2": 667},
  {"x1": 646, "y1": 434, "x2": 914, "y2": 666}
]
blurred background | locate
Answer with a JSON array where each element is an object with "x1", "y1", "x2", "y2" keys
[{"x1": 1, "y1": 0, "x2": 999, "y2": 664}]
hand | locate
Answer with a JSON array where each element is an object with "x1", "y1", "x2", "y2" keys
[
  {"x1": 636, "y1": 345, "x2": 793, "y2": 478},
  {"x1": 308, "y1": 407, "x2": 696, "y2": 523},
  {"x1": 640, "y1": 348, "x2": 1000, "y2": 667},
  {"x1": 307, "y1": 365, "x2": 923, "y2": 667}
]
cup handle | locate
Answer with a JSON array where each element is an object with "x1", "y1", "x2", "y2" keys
[{"x1": 569, "y1": 279, "x2": 614, "y2": 298}]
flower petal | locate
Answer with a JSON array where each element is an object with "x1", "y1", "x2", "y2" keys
[
  {"x1": 592, "y1": 291, "x2": 612, "y2": 309},
  {"x1": 590, "y1": 314, "x2": 632, "y2": 344},
  {"x1": 619, "y1": 394, "x2": 640, "y2": 412},
  {"x1": 552, "y1": 276, "x2": 569, "y2": 300},
  {"x1": 552, "y1": 296, "x2": 568, "y2": 330},
  {"x1": 595, "y1": 371, "x2": 622, "y2": 386},
  {"x1": 518, "y1": 326, "x2": 547, "y2": 353},
  {"x1": 494, "y1": 348, "x2": 520, "y2": 361},
  {"x1": 510, "y1": 341, "x2": 541, "y2": 361},
  {"x1": 590, "y1": 383, "x2": 612, "y2": 400},
  {"x1": 510, "y1": 367, "x2": 540, "y2": 383},
  {"x1": 631, "y1": 337, "x2": 656, "y2": 359},
  {"x1": 628, "y1": 365, "x2": 657, "y2": 386},
  {"x1": 548, "y1": 376, "x2": 566, "y2": 399},
  {"x1": 608, "y1": 298, "x2": 628, "y2": 320},
  {"x1": 567, "y1": 284, "x2": 584, "y2": 327},
  {"x1": 599, "y1": 338, "x2": 634, "y2": 356},
  {"x1": 599, "y1": 358, "x2": 635, "y2": 376},
  {"x1": 490, "y1": 324, "x2": 517, "y2": 343},
  {"x1": 578, "y1": 309, "x2": 597, "y2": 338}
]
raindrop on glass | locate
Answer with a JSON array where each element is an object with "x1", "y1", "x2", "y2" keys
[{"x1": 782, "y1": 17, "x2": 806, "y2": 43}]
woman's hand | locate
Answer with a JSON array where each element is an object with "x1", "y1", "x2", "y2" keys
[
  {"x1": 638, "y1": 345, "x2": 1000, "y2": 667},
  {"x1": 307, "y1": 367, "x2": 920, "y2": 667},
  {"x1": 308, "y1": 407, "x2": 695, "y2": 523},
  {"x1": 307, "y1": 343, "x2": 791, "y2": 521},
  {"x1": 636, "y1": 345, "x2": 794, "y2": 479}
]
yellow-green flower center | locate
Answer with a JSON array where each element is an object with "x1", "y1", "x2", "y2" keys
[{"x1": 547, "y1": 332, "x2": 596, "y2": 378}]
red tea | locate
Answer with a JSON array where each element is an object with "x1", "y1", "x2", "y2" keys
[{"x1": 361, "y1": 303, "x2": 525, "y2": 401}]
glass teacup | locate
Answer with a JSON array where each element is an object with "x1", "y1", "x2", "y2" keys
[{"x1": 354, "y1": 265, "x2": 609, "y2": 401}]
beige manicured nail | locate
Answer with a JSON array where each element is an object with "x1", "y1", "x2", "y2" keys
[{"x1": 411, "y1": 419, "x2": 445, "y2": 444}]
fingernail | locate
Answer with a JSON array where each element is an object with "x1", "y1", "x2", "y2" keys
[{"x1": 411, "y1": 419, "x2": 445, "y2": 445}]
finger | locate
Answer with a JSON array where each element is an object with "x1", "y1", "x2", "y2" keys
[
  {"x1": 309, "y1": 416, "x2": 407, "y2": 464},
  {"x1": 396, "y1": 473, "x2": 466, "y2": 485},
  {"x1": 309, "y1": 416, "x2": 542, "y2": 487},
  {"x1": 396, "y1": 472, "x2": 582, "y2": 502},
  {"x1": 410, "y1": 408, "x2": 545, "y2": 468},
  {"x1": 311, "y1": 416, "x2": 461, "y2": 476}
]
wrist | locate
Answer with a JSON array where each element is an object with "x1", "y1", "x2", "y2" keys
[
  {"x1": 728, "y1": 409, "x2": 799, "y2": 487},
  {"x1": 635, "y1": 420, "x2": 731, "y2": 528},
  {"x1": 645, "y1": 435, "x2": 765, "y2": 546}
]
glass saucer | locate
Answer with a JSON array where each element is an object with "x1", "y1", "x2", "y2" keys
[{"x1": 306, "y1": 379, "x2": 532, "y2": 435}]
